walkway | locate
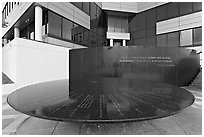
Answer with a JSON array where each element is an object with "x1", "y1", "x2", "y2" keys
[{"x1": 2, "y1": 85, "x2": 202, "y2": 135}]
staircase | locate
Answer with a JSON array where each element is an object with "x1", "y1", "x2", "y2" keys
[{"x1": 190, "y1": 69, "x2": 202, "y2": 88}]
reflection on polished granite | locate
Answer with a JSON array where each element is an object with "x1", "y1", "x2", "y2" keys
[{"x1": 7, "y1": 78, "x2": 195, "y2": 123}]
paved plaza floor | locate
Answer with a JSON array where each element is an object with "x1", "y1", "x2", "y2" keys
[{"x1": 2, "y1": 84, "x2": 202, "y2": 135}]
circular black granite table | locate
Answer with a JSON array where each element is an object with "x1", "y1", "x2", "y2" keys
[{"x1": 7, "y1": 78, "x2": 195, "y2": 123}]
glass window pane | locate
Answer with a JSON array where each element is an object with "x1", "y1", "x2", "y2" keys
[
  {"x1": 179, "y1": 2, "x2": 193, "y2": 16},
  {"x1": 157, "y1": 5, "x2": 167, "y2": 21},
  {"x1": 48, "y1": 11, "x2": 61, "y2": 38},
  {"x1": 121, "y1": 17, "x2": 128, "y2": 33},
  {"x1": 167, "y1": 3, "x2": 179, "y2": 19},
  {"x1": 72, "y1": 24, "x2": 83, "y2": 43},
  {"x1": 129, "y1": 15, "x2": 137, "y2": 32},
  {"x1": 137, "y1": 30, "x2": 146, "y2": 38},
  {"x1": 131, "y1": 32, "x2": 137, "y2": 39},
  {"x1": 83, "y1": 2, "x2": 89, "y2": 14},
  {"x1": 147, "y1": 36, "x2": 156, "y2": 46},
  {"x1": 138, "y1": 38, "x2": 146, "y2": 46},
  {"x1": 83, "y1": 29, "x2": 89, "y2": 46},
  {"x1": 71, "y1": 2, "x2": 82, "y2": 10},
  {"x1": 97, "y1": 5, "x2": 101, "y2": 18},
  {"x1": 62, "y1": 18, "x2": 73, "y2": 40},
  {"x1": 193, "y1": 27, "x2": 202, "y2": 45},
  {"x1": 114, "y1": 16, "x2": 122, "y2": 32},
  {"x1": 138, "y1": 12, "x2": 146, "y2": 30},
  {"x1": 167, "y1": 32, "x2": 179, "y2": 47},
  {"x1": 134, "y1": 39, "x2": 138, "y2": 45},
  {"x1": 180, "y1": 29, "x2": 192, "y2": 46},
  {"x1": 147, "y1": 28, "x2": 156, "y2": 37},
  {"x1": 90, "y1": 3, "x2": 96, "y2": 20},
  {"x1": 108, "y1": 15, "x2": 115, "y2": 32},
  {"x1": 157, "y1": 34, "x2": 167, "y2": 47},
  {"x1": 147, "y1": 8, "x2": 156, "y2": 28},
  {"x1": 193, "y1": 2, "x2": 202, "y2": 12}
]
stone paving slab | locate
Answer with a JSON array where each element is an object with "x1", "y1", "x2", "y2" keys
[
  {"x1": 15, "y1": 128, "x2": 55, "y2": 135},
  {"x1": 2, "y1": 119, "x2": 15, "y2": 130},
  {"x1": 14, "y1": 117, "x2": 58, "y2": 134},
  {"x1": 173, "y1": 114, "x2": 202, "y2": 135},
  {"x1": 53, "y1": 122, "x2": 80, "y2": 135},
  {"x1": 148, "y1": 117, "x2": 186, "y2": 135}
]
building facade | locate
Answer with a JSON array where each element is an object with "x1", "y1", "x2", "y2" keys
[{"x1": 2, "y1": 2, "x2": 202, "y2": 88}]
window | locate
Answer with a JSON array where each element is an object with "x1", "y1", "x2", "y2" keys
[
  {"x1": 62, "y1": 18, "x2": 73, "y2": 40},
  {"x1": 147, "y1": 28, "x2": 156, "y2": 37},
  {"x1": 90, "y1": 3, "x2": 97, "y2": 20},
  {"x1": 132, "y1": 32, "x2": 138, "y2": 39},
  {"x1": 20, "y1": 22, "x2": 35, "y2": 40},
  {"x1": 121, "y1": 17, "x2": 128, "y2": 33},
  {"x1": 108, "y1": 15, "x2": 114, "y2": 32},
  {"x1": 83, "y1": 2, "x2": 89, "y2": 15},
  {"x1": 71, "y1": 2, "x2": 82, "y2": 10},
  {"x1": 193, "y1": 27, "x2": 202, "y2": 45},
  {"x1": 45, "y1": 4, "x2": 106, "y2": 47},
  {"x1": 114, "y1": 16, "x2": 122, "y2": 32},
  {"x1": 167, "y1": 3, "x2": 179, "y2": 19},
  {"x1": 138, "y1": 12, "x2": 146, "y2": 30},
  {"x1": 147, "y1": 36, "x2": 156, "y2": 46},
  {"x1": 108, "y1": 15, "x2": 128, "y2": 33},
  {"x1": 134, "y1": 39, "x2": 138, "y2": 45},
  {"x1": 48, "y1": 11, "x2": 62, "y2": 38},
  {"x1": 193, "y1": 2, "x2": 202, "y2": 12},
  {"x1": 83, "y1": 29, "x2": 89, "y2": 46},
  {"x1": 72, "y1": 23, "x2": 84, "y2": 44},
  {"x1": 138, "y1": 38, "x2": 146, "y2": 46},
  {"x1": 129, "y1": 15, "x2": 138, "y2": 32},
  {"x1": 137, "y1": 30, "x2": 146, "y2": 38},
  {"x1": 147, "y1": 9, "x2": 156, "y2": 28},
  {"x1": 157, "y1": 34, "x2": 167, "y2": 47},
  {"x1": 43, "y1": 11, "x2": 48, "y2": 35},
  {"x1": 96, "y1": 5, "x2": 101, "y2": 18},
  {"x1": 179, "y1": 2, "x2": 193, "y2": 16},
  {"x1": 167, "y1": 32, "x2": 179, "y2": 47},
  {"x1": 180, "y1": 29, "x2": 192, "y2": 46},
  {"x1": 157, "y1": 5, "x2": 167, "y2": 21}
]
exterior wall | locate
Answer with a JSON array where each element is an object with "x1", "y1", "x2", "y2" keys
[
  {"x1": 43, "y1": 36, "x2": 87, "y2": 49},
  {"x1": 102, "y1": 2, "x2": 138, "y2": 13},
  {"x1": 157, "y1": 11, "x2": 202, "y2": 34},
  {"x1": 42, "y1": 3, "x2": 106, "y2": 47},
  {"x1": 2, "y1": 38, "x2": 70, "y2": 89},
  {"x1": 95, "y1": 2, "x2": 102, "y2": 8},
  {"x1": 2, "y1": 40, "x2": 17, "y2": 82},
  {"x1": 2, "y1": 2, "x2": 32, "y2": 37},
  {"x1": 137, "y1": 2, "x2": 166, "y2": 12},
  {"x1": 128, "y1": 2, "x2": 202, "y2": 49},
  {"x1": 102, "y1": 2, "x2": 166, "y2": 13},
  {"x1": 107, "y1": 32, "x2": 130, "y2": 40},
  {"x1": 38, "y1": 2, "x2": 90, "y2": 29}
]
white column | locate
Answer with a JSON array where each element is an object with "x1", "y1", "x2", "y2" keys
[
  {"x1": 14, "y1": 27, "x2": 20, "y2": 38},
  {"x1": 35, "y1": 6, "x2": 43, "y2": 41},
  {"x1": 3, "y1": 38, "x2": 8, "y2": 45},
  {"x1": 110, "y1": 39, "x2": 113, "y2": 46},
  {"x1": 122, "y1": 39, "x2": 126, "y2": 46}
]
